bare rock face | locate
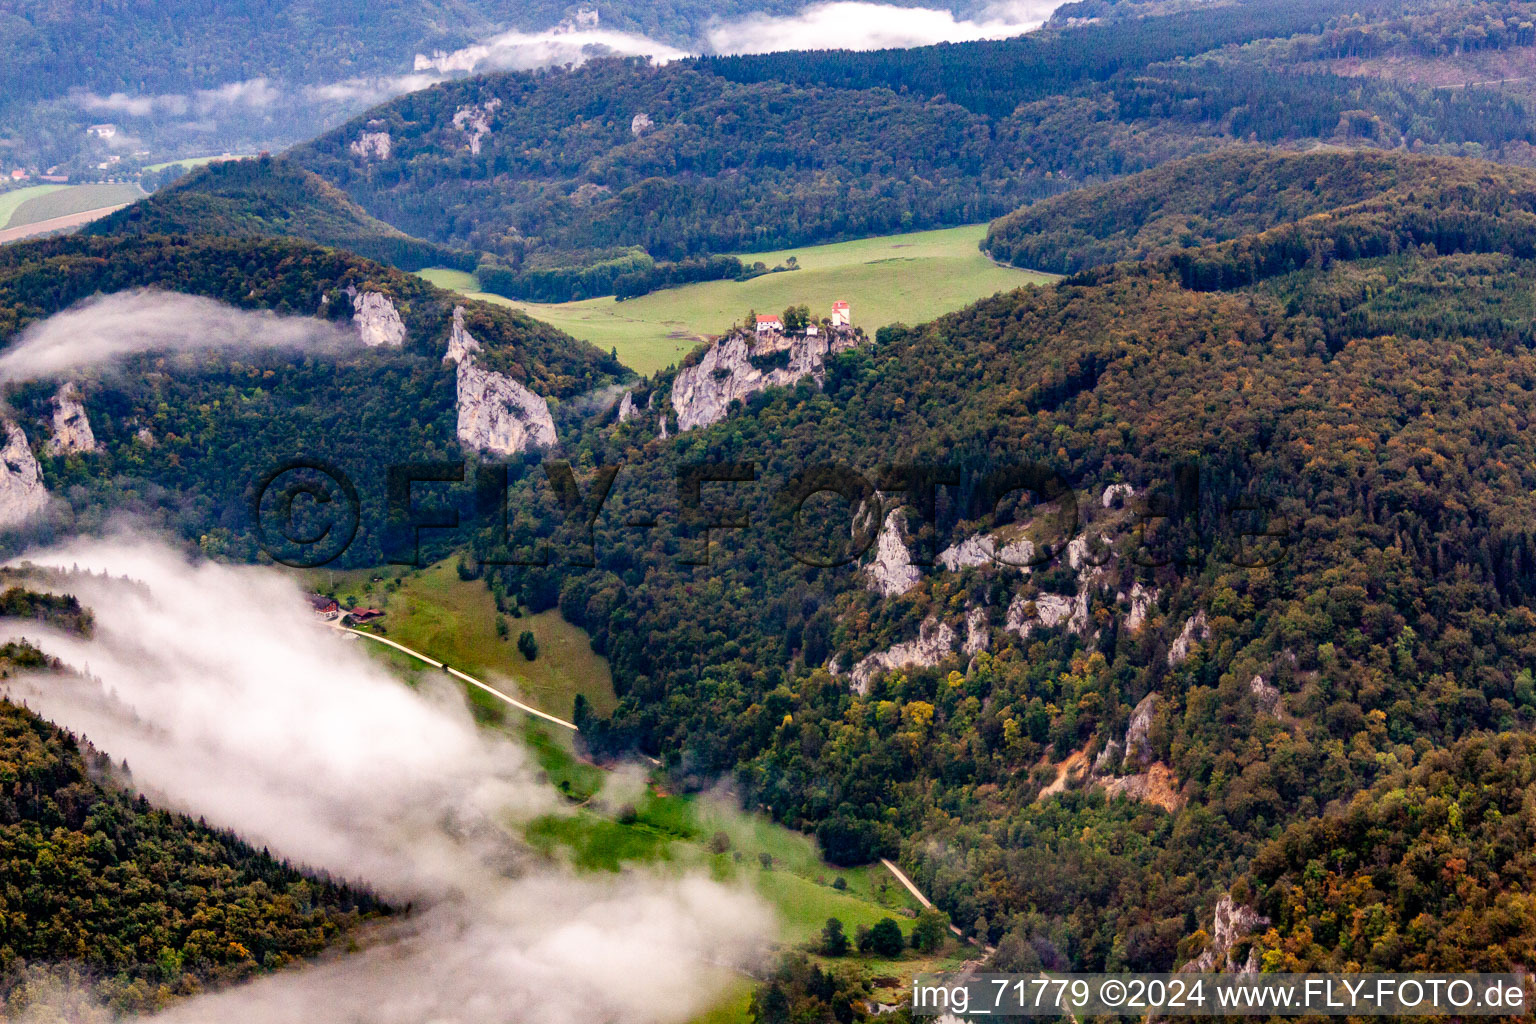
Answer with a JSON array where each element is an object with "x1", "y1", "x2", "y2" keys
[
  {"x1": 631, "y1": 112, "x2": 654, "y2": 136},
  {"x1": 616, "y1": 390, "x2": 638, "y2": 423},
  {"x1": 1181, "y1": 894, "x2": 1269, "y2": 973},
  {"x1": 1168, "y1": 609, "x2": 1211, "y2": 666},
  {"x1": 443, "y1": 307, "x2": 556, "y2": 456},
  {"x1": 452, "y1": 99, "x2": 501, "y2": 155},
  {"x1": 1123, "y1": 582, "x2": 1156, "y2": 633},
  {"x1": 850, "y1": 617, "x2": 957, "y2": 694},
  {"x1": 865, "y1": 507, "x2": 921, "y2": 597},
  {"x1": 352, "y1": 291, "x2": 406, "y2": 348},
  {"x1": 963, "y1": 606, "x2": 990, "y2": 656},
  {"x1": 1250, "y1": 674, "x2": 1281, "y2": 714},
  {"x1": 349, "y1": 131, "x2": 393, "y2": 161},
  {"x1": 0, "y1": 421, "x2": 49, "y2": 527},
  {"x1": 670, "y1": 328, "x2": 858, "y2": 433},
  {"x1": 938, "y1": 531, "x2": 1035, "y2": 571},
  {"x1": 1102, "y1": 483, "x2": 1136, "y2": 508},
  {"x1": 47, "y1": 381, "x2": 98, "y2": 455},
  {"x1": 1124, "y1": 693, "x2": 1158, "y2": 769},
  {"x1": 1007, "y1": 587, "x2": 1090, "y2": 639}
]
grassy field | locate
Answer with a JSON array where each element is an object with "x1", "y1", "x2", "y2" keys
[
  {"x1": 325, "y1": 560, "x2": 962, "y2": 1024},
  {"x1": 4, "y1": 182, "x2": 144, "y2": 229},
  {"x1": 0, "y1": 185, "x2": 70, "y2": 228},
  {"x1": 142, "y1": 153, "x2": 249, "y2": 173},
  {"x1": 419, "y1": 224, "x2": 1057, "y2": 375},
  {"x1": 303, "y1": 561, "x2": 618, "y2": 722}
]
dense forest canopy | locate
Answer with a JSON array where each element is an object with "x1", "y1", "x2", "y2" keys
[
  {"x1": 291, "y1": 0, "x2": 1536, "y2": 281},
  {"x1": 438, "y1": 148, "x2": 1536, "y2": 973},
  {"x1": 87, "y1": 156, "x2": 476, "y2": 273},
  {"x1": 0, "y1": 597, "x2": 385, "y2": 1017},
  {"x1": 0, "y1": 233, "x2": 621, "y2": 564},
  {"x1": 982, "y1": 148, "x2": 1536, "y2": 273}
]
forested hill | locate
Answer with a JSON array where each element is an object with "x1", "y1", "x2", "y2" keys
[
  {"x1": 88, "y1": 156, "x2": 476, "y2": 273},
  {"x1": 0, "y1": 634, "x2": 384, "y2": 1017},
  {"x1": 293, "y1": 0, "x2": 1536, "y2": 272},
  {"x1": 0, "y1": 234, "x2": 621, "y2": 564},
  {"x1": 471, "y1": 151, "x2": 1536, "y2": 973},
  {"x1": 982, "y1": 148, "x2": 1536, "y2": 274}
]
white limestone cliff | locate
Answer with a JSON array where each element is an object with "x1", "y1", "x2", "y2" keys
[
  {"x1": 850, "y1": 617, "x2": 957, "y2": 694},
  {"x1": 352, "y1": 290, "x2": 406, "y2": 348},
  {"x1": 350, "y1": 131, "x2": 392, "y2": 161},
  {"x1": 616, "y1": 390, "x2": 638, "y2": 423},
  {"x1": 47, "y1": 381, "x2": 98, "y2": 455},
  {"x1": 452, "y1": 99, "x2": 501, "y2": 155},
  {"x1": 1102, "y1": 483, "x2": 1136, "y2": 508},
  {"x1": 1006, "y1": 585, "x2": 1091, "y2": 639},
  {"x1": 444, "y1": 307, "x2": 557, "y2": 456},
  {"x1": 1122, "y1": 582, "x2": 1156, "y2": 632},
  {"x1": 963, "y1": 606, "x2": 990, "y2": 656},
  {"x1": 1124, "y1": 693, "x2": 1158, "y2": 768},
  {"x1": 670, "y1": 328, "x2": 858, "y2": 433},
  {"x1": 865, "y1": 507, "x2": 921, "y2": 597},
  {"x1": 0, "y1": 421, "x2": 49, "y2": 527},
  {"x1": 1180, "y1": 895, "x2": 1269, "y2": 973},
  {"x1": 1250, "y1": 674, "x2": 1281, "y2": 714},
  {"x1": 631, "y1": 112, "x2": 654, "y2": 136},
  {"x1": 1168, "y1": 609, "x2": 1211, "y2": 666},
  {"x1": 938, "y1": 531, "x2": 1035, "y2": 571}
]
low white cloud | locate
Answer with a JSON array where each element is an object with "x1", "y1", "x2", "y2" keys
[
  {"x1": 74, "y1": 89, "x2": 191, "y2": 118},
  {"x1": 705, "y1": 0, "x2": 1062, "y2": 54},
  {"x1": 413, "y1": 25, "x2": 689, "y2": 76},
  {"x1": 0, "y1": 290, "x2": 355, "y2": 383},
  {"x1": 0, "y1": 534, "x2": 772, "y2": 1023},
  {"x1": 194, "y1": 77, "x2": 283, "y2": 112}
]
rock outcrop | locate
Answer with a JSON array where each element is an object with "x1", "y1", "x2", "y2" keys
[
  {"x1": 963, "y1": 607, "x2": 990, "y2": 656},
  {"x1": 1007, "y1": 586, "x2": 1091, "y2": 638},
  {"x1": 1102, "y1": 483, "x2": 1136, "y2": 508},
  {"x1": 46, "y1": 382, "x2": 98, "y2": 455},
  {"x1": 1180, "y1": 895, "x2": 1269, "y2": 973},
  {"x1": 1122, "y1": 582, "x2": 1156, "y2": 633},
  {"x1": 1168, "y1": 609, "x2": 1211, "y2": 666},
  {"x1": 1123, "y1": 693, "x2": 1158, "y2": 768},
  {"x1": 443, "y1": 307, "x2": 556, "y2": 456},
  {"x1": 452, "y1": 99, "x2": 501, "y2": 155},
  {"x1": 850, "y1": 617, "x2": 957, "y2": 694},
  {"x1": 0, "y1": 421, "x2": 49, "y2": 527},
  {"x1": 1250, "y1": 674, "x2": 1281, "y2": 714},
  {"x1": 349, "y1": 131, "x2": 393, "y2": 161},
  {"x1": 938, "y1": 530, "x2": 1035, "y2": 571},
  {"x1": 351, "y1": 290, "x2": 406, "y2": 348},
  {"x1": 631, "y1": 112, "x2": 654, "y2": 136},
  {"x1": 865, "y1": 507, "x2": 921, "y2": 597},
  {"x1": 670, "y1": 327, "x2": 858, "y2": 433},
  {"x1": 616, "y1": 390, "x2": 638, "y2": 423}
]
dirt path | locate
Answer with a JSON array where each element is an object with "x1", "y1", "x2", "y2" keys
[
  {"x1": 881, "y1": 857, "x2": 997, "y2": 952},
  {"x1": 0, "y1": 204, "x2": 130, "y2": 244},
  {"x1": 334, "y1": 624, "x2": 578, "y2": 730}
]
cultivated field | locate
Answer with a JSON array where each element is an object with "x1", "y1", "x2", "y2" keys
[
  {"x1": 0, "y1": 184, "x2": 69, "y2": 228},
  {"x1": 420, "y1": 224, "x2": 1058, "y2": 375},
  {"x1": 2, "y1": 182, "x2": 144, "y2": 229}
]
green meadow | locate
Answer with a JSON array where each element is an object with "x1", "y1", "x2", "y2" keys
[
  {"x1": 323, "y1": 562, "x2": 966, "y2": 1024},
  {"x1": 419, "y1": 224, "x2": 1057, "y2": 375},
  {"x1": 303, "y1": 560, "x2": 617, "y2": 722}
]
